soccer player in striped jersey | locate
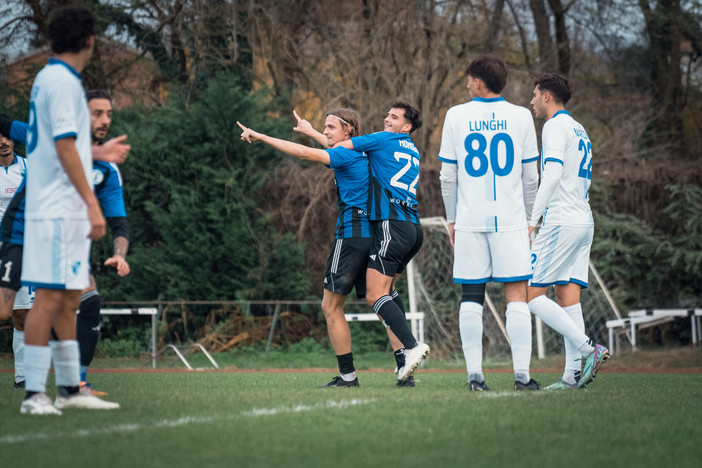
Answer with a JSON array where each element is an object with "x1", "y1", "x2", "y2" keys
[
  {"x1": 237, "y1": 110, "x2": 411, "y2": 387},
  {"x1": 77, "y1": 89, "x2": 130, "y2": 395},
  {"x1": 335, "y1": 101, "x2": 430, "y2": 381},
  {"x1": 527, "y1": 73, "x2": 609, "y2": 390},
  {"x1": 439, "y1": 55, "x2": 540, "y2": 391}
]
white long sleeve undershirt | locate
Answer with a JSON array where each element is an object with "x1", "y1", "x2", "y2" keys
[{"x1": 529, "y1": 160, "x2": 563, "y2": 227}]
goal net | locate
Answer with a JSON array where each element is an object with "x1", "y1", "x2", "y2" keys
[{"x1": 406, "y1": 217, "x2": 622, "y2": 361}]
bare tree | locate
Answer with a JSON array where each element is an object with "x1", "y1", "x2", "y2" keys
[
  {"x1": 529, "y1": 0, "x2": 555, "y2": 70},
  {"x1": 638, "y1": 0, "x2": 686, "y2": 159},
  {"x1": 528, "y1": 0, "x2": 574, "y2": 74}
]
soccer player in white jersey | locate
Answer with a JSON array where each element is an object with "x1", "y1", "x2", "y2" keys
[
  {"x1": 527, "y1": 73, "x2": 609, "y2": 390},
  {"x1": 19, "y1": 6, "x2": 119, "y2": 414},
  {"x1": 439, "y1": 55, "x2": 540, "y2": 391},
  {"x1": 0, "y1": 123, "x2": 30, "y2": 389},
  {"x1": 0, "y1": 113, "x2": 128, "y2": 392}
]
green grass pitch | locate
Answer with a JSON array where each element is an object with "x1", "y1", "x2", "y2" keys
[{"x1": 1, "y1": 370, "x2": 701, "y2": 468}]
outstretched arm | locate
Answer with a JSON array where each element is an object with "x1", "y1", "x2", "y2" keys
[
  {"x1": 92, "y1": 135, "x2": 131, "y2": 164},
  {"x1": 237, "y1": 121, "x2": 331, "y2": 165},
  {"x1": 0, "y1": 117, "x2": 130, "y2": 164},
  {"x1": 292, "y1": 110, "x2": 328, "y2": 148}
]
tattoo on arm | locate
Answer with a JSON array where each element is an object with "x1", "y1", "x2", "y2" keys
[
  {"x1": 2, "y1": 287, "x2": 15, "y2": 302},
  {"x1": 114, "y1": 236, "x2": 129, "y2": 258}
]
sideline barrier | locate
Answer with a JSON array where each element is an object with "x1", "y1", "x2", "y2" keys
[
  {"x1": 97, "y1": 308, "x2": 158, "y2": 368},
  {"x1": 606, "y1": 308, "x2": 702, "y2": 355},
  {"x1": 149, "y1": 343, "x2": 219, "y2": 370},
  {"x1": 344, "y1": 312, "x2": 426, "y2": 343}
]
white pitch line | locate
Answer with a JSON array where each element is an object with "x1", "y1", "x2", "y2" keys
[{"x1": 0, "y1": 399, "x2": 374, "y2": 445}]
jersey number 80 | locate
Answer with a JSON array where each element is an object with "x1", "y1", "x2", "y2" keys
[{"x1": 463, "y1": 132, "x2": 514, "y2": 177}]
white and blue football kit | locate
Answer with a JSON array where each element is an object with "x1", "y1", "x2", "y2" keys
[
  {"x1": 529, "y1": 110, "x2": 594, "y2": 288},
  {"x1": 0, "y1": 154, "x2": 26, "y2": 213},
  {"x1": 1, "y1": 121, "x2": 128, "y2": 292},
  {"x1": 440, "y1": 97, "x2": 539, "y2": 283},
  {"x1": 22, "y1": 58, "x2": 93, "y2": 290},
  {"x1": 351, "y1": 131, "x2": 423, "y2": 277},
  {"x1": 0, "y1": 153, "x2": 32, "y2": 308},
  {"x1": 323, "y1": 146, "x2": 372, "y2": 296}
]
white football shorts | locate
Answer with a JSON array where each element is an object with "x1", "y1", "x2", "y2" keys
[
  {"x1": 453, "y1": 228, "x2": 532, "y2": 284},
  {"x1": 21, "y1": 218, "x2": 92, "y2": 290},
  {"x1": 530, "y1": 224, "x2": 593, "y2": 288},
  {"x1": 13, "y1": 285, "x2": 35, "y2": 310}
]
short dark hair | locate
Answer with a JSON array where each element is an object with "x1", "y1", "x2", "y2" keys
[
  {"x1": 390, "y1": 100, "x2": 422, "y2": 134},
  {"x1": 86, "y1": 89, "x2": 112, "y2": 103},
  {"x1": 48, "y1": 7, "x2": 95, "y2": 54},
  {"x1": 465, "y1": 55, "x2": 507, "y2": 94},
  {"x1": 533, "y1": 73, "x2": 572, "y2": 104}
]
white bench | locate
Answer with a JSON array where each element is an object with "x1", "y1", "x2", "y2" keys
[
  {"x1": 97, "y1": 308, "x2": 158, "y2": 368},
  {"x1": 344, "y1": 312, "x2": 425, "y2": 343},
  {"x1": 606, "y1": 308, "x2": 702, "y2": 354}
]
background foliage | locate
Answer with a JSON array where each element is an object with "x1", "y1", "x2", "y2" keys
[{"x1": 0, "y1": 0, "x2": 701, "y2": 350}]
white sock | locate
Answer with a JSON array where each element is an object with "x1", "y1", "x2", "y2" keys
[
  {"x1": 24, "y1": 345, "x2": 52, "y2": 393},
  {"x1": 340, "y1": 372, "x2": 356, "y2": 382},
  {"x1": 528, "y1": 295, "x2": 590, "y2": 352},
  {"x1": 50, "y1": 340, "x2": 81, "y2": 387},
  {"x1": 506, "y1": 302, "x2": 532, "y2": 383},
  {"x1": 562, "y1": 304, "x2": 585, "y2": 384},
  {"x1": 459, "y1": 301, "x2": 484, "y2": 376},
  {"x1": 13, "y1": 329, "x2": 25, "y2": 383}
]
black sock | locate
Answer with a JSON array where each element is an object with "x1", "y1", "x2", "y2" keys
[
  {"x1": 373, "y1": 296, "x2": 417, "y2": 348},
  {"x1": 391, "y1": 290, "x2": 406, "y2": 316},
  {"x1": 336, "y1": 352, "x2": 355, "y2": 375},
  {"x1": 57, "y1": 385, "x2": 80, "y2": 397},
  {"x1": 394, "y1": 349, "x2": 406, "y2": 369},
  {"x1": 77, "y1": 293, "x2": 101, "y2": 368}
]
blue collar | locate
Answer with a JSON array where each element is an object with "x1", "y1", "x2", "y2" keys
[
  {"x1": 471, "y1": 97, "x2": 505, "y2": 103},
  {"x1": 48, "y1": 58, "x2": 82, "y2": 80},
  {"x1": 553, "y1": 110, "x2": 570, "y2": 118}
]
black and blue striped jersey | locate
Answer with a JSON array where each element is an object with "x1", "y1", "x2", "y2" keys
[
  {"x1": 325, "y1": 146, "x2": 371, "y2": 239},
  {"x1": 350, "y1": 132, "x2": 421, "y2": 224}
]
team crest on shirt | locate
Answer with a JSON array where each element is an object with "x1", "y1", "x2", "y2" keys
[{"x1": 92, "y1": 168, "x2": 105, "y2": 185}]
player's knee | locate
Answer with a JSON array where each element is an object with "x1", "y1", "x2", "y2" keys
[
  {"x1": 365, "y1": 289, "x2": 386, "y2": 307},
  {"x1": 461, "y1": 283, "x2": 486, "y2": 306},
  {"x1": 11, "y1": 309, "x2": 28, "y2": 331},
  {"x1": 321, "y1": 302, "x2": 344, "y2": 323}
]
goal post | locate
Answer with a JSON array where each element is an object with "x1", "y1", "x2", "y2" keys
[{"x1": 407, "y1": 217, "x2": 621, "y2": 360}]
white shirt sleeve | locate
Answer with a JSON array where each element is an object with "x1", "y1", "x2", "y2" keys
[
  {"x1": 522, "y1": 160, "x2": 539, "y2": 222},
  {"x1": 47, "y1": 77, "x2": 83, "y2": 140},
  {"x1": 529, "y1": 160, "x2": 563, "y2": 226},
  {"x1": 440, "y1": 161, "x2": 458, "y2": 223}
]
